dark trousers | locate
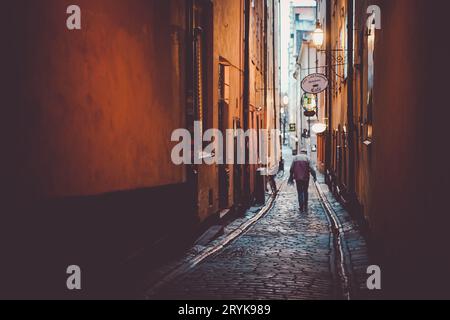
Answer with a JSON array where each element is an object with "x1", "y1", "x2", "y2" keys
[
  {"x1": 268, "y1": 175, "x2": 277, "y2": 194},
  {"x1": 296, "y1": 180, "x2": 309, "y2": 210}
]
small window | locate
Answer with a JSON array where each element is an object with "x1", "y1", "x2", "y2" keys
[{"x1": 219, "y1": 64, "x2": 230, "y2": 103}]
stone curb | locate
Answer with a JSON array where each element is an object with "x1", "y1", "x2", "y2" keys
[{"x1": 145, "y1": 180, "x2": 286, "y2": 299}]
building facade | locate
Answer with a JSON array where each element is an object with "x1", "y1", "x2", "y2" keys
[
  {"x1": 312, "y1": 0, "x2": 450, "y2": 298},
  {"x1": 288, "y1": 2, "x2": 320, "y2": 155},
  {"x1": 0, "y1": 0, "x2": 281, "y2": 298}
]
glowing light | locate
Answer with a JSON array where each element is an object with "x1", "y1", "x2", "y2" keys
[
  {"x1": 367, "y1": 124, "x2": 373, "y2": 139},
  {"x1": 313, "y1": 21, "x2": 324, "y2": 48},
  {"x1": 312, "y1": 123, "x2": 327, "y2": 134}
]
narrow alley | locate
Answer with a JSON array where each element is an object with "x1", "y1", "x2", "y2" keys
[
  {"x1": 146, "y1": 149, "x2": 370, "y2": 300},
  {"x1": 1, "y1": 0, "x2": 450, "y2": 301}
]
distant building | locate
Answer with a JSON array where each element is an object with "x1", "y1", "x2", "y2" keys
[{"x1": 288, "y1": 1, "x2": 318, "y2": 153}]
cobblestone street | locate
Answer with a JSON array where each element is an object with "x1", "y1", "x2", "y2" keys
[{"x1": 148, "y1": 152, "x2": 370, "y2": 300}]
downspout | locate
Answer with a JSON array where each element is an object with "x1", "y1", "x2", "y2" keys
[
  {"x1": 186, "y1": 0, "x2": 199, "y2": 215},
  {"x1": 243, "y1": 0, "x2": 251, "y2": 205},
  {"x1": 262, "y1": 0, "x2": 269, "y2": 178},
  {"x1": 264, "y1": 0, "x2": 268, "y2": 141},
  {"x1": 325, "y1": 0, "x2": 332, "y2": 186},
  {"x1": 272, "y1": 1, "x2": 277, "y2": 150},
  {"x1": 347, "y1": 0, "x2": 355, "y2": 202}
]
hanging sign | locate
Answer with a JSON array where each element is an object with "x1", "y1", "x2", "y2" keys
[
  {"x1": 301, "y1": 73, "x2": 329, "y2": 94},
  {"x1": 301, "y1": 93, "x2": 317, "y2": 111}
]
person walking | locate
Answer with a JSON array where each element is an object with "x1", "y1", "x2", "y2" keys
[
  {"x1": 289, "y1": 148, "x2": 317, "y2": 213},
  {"x1": 265, "y1": 163, "x2": 279, "y2": 196}
]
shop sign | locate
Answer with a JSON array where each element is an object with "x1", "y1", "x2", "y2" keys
[{"x1": 301, "y1": 73, "x2": 329, "y2": 94}]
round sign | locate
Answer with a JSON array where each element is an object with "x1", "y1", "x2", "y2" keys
[{"x1": 301, "y1": 73, "x2": 329, "y2": 94}]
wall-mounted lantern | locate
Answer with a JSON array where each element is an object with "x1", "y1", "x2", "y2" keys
[{"x1": 312, "y1": 21, "x2": 324, "y2": 48}]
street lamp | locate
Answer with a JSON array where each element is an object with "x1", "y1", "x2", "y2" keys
[
  {"x1": 312, "y1": 21, "x2": 324, "y2": 48},
  {"x1": 311, "y1": 20, "x2": 351, "y2": 79}
]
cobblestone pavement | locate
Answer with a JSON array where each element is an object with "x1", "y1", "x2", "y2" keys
[
  {"x1": 150, "y1": 190, "x2": 335, "y2": 298},
  {"x1": 148, "y1": 153, "x2": 370, "y2": 300}
]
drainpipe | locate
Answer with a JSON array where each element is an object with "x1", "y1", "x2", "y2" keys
[
  {"x1": 347, "y1": 0, "x2": 356, "y2": 202},
  {"x1": 186, "y1": 0, "x2": 199, "y2": 215},
  {"x1": 243, "y1": 0, "x2": 251, "y2": 205},
  {"x1": 272, "y1": 2, "x2": 278, "y2": 159},
  {"x1": 325, "y1": 0, "x2": 332, "y2": 186}
]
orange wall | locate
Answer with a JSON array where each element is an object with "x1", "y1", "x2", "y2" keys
[
  {"x1": 1, "y1": 0, "x2": 186, "y2": 199},
  {"x1": 211, "y1": 0, "x2": 244, "y2": 212}
]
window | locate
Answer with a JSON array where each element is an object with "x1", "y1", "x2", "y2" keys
[{"x1": 219, "y1": 64, "x2": 230, "y2": 103}]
